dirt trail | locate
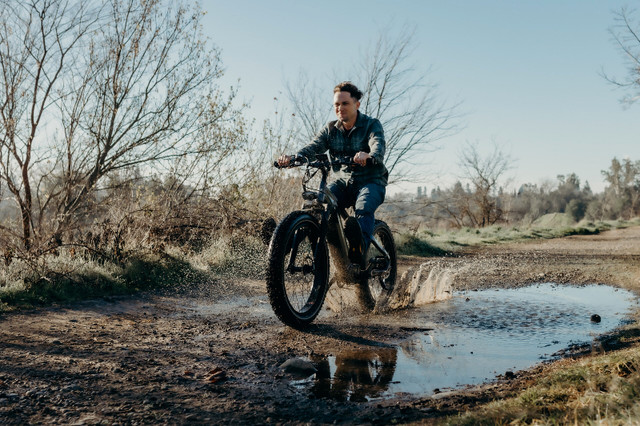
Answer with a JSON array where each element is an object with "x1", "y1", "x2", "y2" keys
[{"x1": 1, "y1": 226, "x2": 639, "y2": 424}]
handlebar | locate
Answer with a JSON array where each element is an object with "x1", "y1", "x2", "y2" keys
[
  {"x1": 274, "y1": 154, "x2": 378, "y2": 169},
  {"x1": 273, "y1": 155, "x2": 308, "y2": 169}
]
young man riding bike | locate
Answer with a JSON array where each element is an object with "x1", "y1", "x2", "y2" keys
[{"x1": 278, "y1": 81, "x2": 388, "y2": 260}]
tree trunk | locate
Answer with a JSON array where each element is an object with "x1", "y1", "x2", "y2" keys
[{"x1": 21, "y1": 164, "x2": 33, "y2": 251}]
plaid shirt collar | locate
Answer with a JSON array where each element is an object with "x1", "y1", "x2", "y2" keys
[{"x1": 335, "y1": 110, "x2": 365, "y2": 133}]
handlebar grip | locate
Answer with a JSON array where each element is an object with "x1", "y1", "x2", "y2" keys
[{"x1": 274, "y1": 155, "x2": 307, "y2": 168}]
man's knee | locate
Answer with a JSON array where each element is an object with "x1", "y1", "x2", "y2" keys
[{"x1": 355, "y1": 183, "x2": 386, "y2": 214}]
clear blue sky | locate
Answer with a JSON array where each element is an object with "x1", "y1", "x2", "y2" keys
[{"x1": 203, "y1": 1, "x2": 639, "y2": 194}]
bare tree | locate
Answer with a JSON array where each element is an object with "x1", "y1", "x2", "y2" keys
[
  {"x1": 0, "y1": 0, "x2": 246, "y2": 252},
  {"x1": 284, "y1": 71, "x2": 331, "y2": 143},
  {"x1": 286, "y1": 28, "x2": 461, "y2": 183},
  {"x1": 457, "y1": 141, "x2": 514, "y2": 227},
  {"x1": 601, "y1": 157, "x2": 640, "y2": 219},
  {"x1": 605, "y1": 7, "x2": 640, "y2": 105},
  {"x1": 357, "y1": 29, "x2": 461, "y2": 182},
  {"x1": 0, "y1": 0, "x2": 97, "y2": 251}
]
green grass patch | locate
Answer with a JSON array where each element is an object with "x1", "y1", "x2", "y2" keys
[
  {"x1": 531, "y1": 212, "x2": 575, "y2": 228},
  {"x1": 395, "y1": 233, "x2": 449, "y2": 256},
  {"x1": 405, "y1": 219, "x2": 636, "y2": 253},
  {"x1": 0, "y1": 271, "x2": 128, "y2": 310}
]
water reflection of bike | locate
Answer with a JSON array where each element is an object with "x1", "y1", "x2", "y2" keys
[
  {"x1": 310, "y1": 348, "x2": 397, "y2": 402},
  {"x1": 267, "y1": 154, "x2": 397, "y2": 329}
]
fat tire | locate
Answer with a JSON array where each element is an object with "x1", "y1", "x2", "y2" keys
[
  {"x1": 266, "y1": 211, "x2": 329, "y2": 328},
  {"x1": 359, "y1": 220, "x2": 397, "y2": 311}
]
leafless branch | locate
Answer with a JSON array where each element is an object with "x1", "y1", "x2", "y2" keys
[
  {"x1": 286, "y1": 26, "x2": 462, "y2": 184},
  {"x1": 603, "y1": 7, "x2": 640, "y2": 105}
]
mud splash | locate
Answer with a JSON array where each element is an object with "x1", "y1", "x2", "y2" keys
[
  {"x1": 386, "y1": 261, "x2": 453, "y2": 309},
  {"x1": 324, "y1": 260, "x2": 453, "y2": 313},
  {"x1": 299, "y1": 283, "x2": 638, "y2": 401}
]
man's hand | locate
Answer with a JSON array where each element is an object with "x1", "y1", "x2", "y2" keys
[
  {"x1": 277, "y1": 154, "x2": 293, "y2": 167},
  {"x1": 353, "y1": 151, "x2": 371, "y2": 166}
]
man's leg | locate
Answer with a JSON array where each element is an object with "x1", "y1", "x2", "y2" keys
[
  {"x1": 354, "y1": 183, "x2": 386, "y2": 250},
  {"x1": 327, "y1": 179, "x2": 351, "y2": 209},
  {"x1": 329, "y1": 179, "x2": 366, "y2": 263}
]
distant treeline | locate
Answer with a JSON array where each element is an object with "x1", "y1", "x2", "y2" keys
[{"x1": 379, "y1": 157, "x2": 640, "y2": 231}]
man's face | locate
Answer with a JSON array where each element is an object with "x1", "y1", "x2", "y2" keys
[{"x1": 333, "y1": 91, "x2": 360, "y2": 124}]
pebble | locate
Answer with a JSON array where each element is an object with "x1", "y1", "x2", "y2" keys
[
  {"x1": 63, "y1": 384, "x2": 83, "y2": 392},
  {"x1": 280, "y1": 358, "x2": 317, "y2": 379}
]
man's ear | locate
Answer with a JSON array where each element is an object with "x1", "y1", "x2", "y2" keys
[{"x1": 356, "y1": 100, "x2": 361, "y2": 109}]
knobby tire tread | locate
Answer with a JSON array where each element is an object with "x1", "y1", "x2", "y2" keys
[
  {"x1": 359, "y1": 220, "x2": 397, "y2": 311},
  {"x1": 266, "y1": 211, "x2": 328, "y2": 329}
]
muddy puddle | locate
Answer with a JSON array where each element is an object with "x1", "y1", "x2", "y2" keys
[{"x1": 295, "y1": 283, "x2": 639, "y2": 401}]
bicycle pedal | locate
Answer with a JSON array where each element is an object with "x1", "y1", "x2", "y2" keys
[
  {"x1": 371, "y1": 269, "x2": 386, "y2": 278},
  {"x1": 372, "y1": 256, "x2": 388, "y2": 269}
]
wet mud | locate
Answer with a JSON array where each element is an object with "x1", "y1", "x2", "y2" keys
[{"x1": 1, "y1": 226, "x2": 640, "y2": 424}]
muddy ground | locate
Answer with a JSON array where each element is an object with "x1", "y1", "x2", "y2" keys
[{"x1": 1, "y1": 226, "x2": 639, "y2": 424}]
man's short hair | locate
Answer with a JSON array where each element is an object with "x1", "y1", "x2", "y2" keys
[{"x1": 334, "y1": 81, "x2": 363, "y2": 101}]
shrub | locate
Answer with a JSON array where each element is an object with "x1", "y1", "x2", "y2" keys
[
  {"x1": 395, "y1": 233, "x2": 448, "y2": 256},
  {"x1": 566, "y1": 199, "x2": 587, "y2": 222}
]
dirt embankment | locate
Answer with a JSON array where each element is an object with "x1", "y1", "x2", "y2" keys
[{"x1": 1, "y1": 227, "x2": 639, "y2": 424}]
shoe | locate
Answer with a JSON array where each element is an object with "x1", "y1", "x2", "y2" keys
[{"x1": 344, "y1": 217, "x2": 364, "y2": 265}]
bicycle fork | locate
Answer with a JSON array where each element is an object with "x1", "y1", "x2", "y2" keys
[{"x1": 285, "y1": 227, "x2": 314, "y2": 275}]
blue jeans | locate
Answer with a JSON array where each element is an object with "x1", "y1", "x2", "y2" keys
[{"x1": 327, "y1": 179, "x2": 386, "y2": 248}]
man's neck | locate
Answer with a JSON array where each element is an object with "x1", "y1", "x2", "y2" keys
[{"x1": 342, "y1": 111, "x2": 359, "y2": 131}]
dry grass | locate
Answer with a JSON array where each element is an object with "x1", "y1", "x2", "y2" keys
[
  {"x1": 0, "y1": 225, "x2": 271, "y2": 312},
  {"x1": 0, "y1": 249, "x2": 129, "y2": 310},
  {"x1": 397, "y1": 218, "x2": 640, "y2": 254},
  {"x1": 446, "y1": 321, "x2": 640, "y2": 425}
]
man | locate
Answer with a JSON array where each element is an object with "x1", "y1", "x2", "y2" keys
[{"x1": 278, "y1": 81, "x2": 388, "y2": 260}]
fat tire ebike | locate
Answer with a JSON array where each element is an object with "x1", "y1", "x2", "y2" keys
[{"x1": 266, "y1": 154, "x2": 397, "y2": 329}]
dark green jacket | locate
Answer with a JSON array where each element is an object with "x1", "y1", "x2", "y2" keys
[{"x1": 297, "y1": 111, "x2": 389, "y2": 186}]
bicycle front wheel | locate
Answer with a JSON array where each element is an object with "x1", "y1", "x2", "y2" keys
[{"x1": 266, "y1": 211, "x2": 329, "y2": 328}]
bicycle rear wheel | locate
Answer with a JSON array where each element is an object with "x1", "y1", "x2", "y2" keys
[
  {"x1": 359, "y1": 220, "x2": 397, "y2": 311},
  {"x1": 266, "y1": 211, "x2": 329, "y2": 328}
]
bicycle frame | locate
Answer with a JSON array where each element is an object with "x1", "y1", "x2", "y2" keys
[
  {"x1": 267, "y1": 154, "x2": 397, "y2": 327},
  {"x1": 294, "y1": 155, "x2": 391, "y2": 285}
]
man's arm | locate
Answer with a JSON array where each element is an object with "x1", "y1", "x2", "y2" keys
[
  {"x1": 277, "y1": 124, "x2": 331, "y2": 167},
  {"x1": 297, "y1": 125, "x2": 331, "y2": 160},
  {"x1": 367, "y1": 118, "x2": 385, "y2": 164}
]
